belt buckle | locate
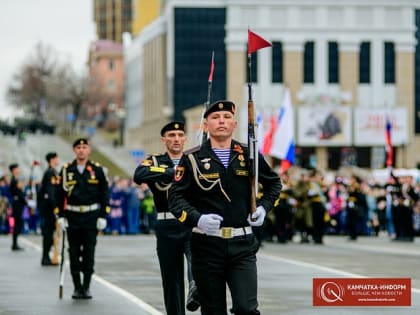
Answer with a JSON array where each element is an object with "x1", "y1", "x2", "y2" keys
[
  {"x1": 80, "y1": 206, "x2": 85, "y2": 213},
  {"x1": 221, "y1": 227, "x2": 233, "y2": 239}
]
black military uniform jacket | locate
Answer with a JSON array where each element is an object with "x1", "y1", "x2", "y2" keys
[
  {"x1": 347, "y1": 184, "x2": 367, "y2": 217},
  {"x1": 133, "y1": 153, "x2": 175, "y2": 213},
  {"x1": 38, "y1": 166, "x2": 59, "y2": 217},
  {"x1": 168, "y1": 139, "x2": 282, "y2": 228},
  {"x1": 57, "y1": 160, "x2": 110, "y2": 229},
  {"x1": 9, "y1": 176, "x2": 26, "y2": 216}
]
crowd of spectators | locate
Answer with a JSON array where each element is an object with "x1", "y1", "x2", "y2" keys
[{"x1": 1, "y1": 169, "x2": 419, "y2": 243}]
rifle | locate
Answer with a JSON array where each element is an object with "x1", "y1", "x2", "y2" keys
[
  {"x1": 27, "y1": 160, "x2": 40, "y2": 215},
  {"x1": 199, "y1": 51, "x2": 215, "y2": 146},
  {"x1": 59, "y1": 229, "x2": 66, "y2": 299},
  {"x1": 246, "y1": 29, "x2": 272, "y2": 216},
  {"x1": 247, "y1": 67, "x2": 258, "y2": 216}
]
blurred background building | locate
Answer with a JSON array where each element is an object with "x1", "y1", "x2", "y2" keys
[
  {"x1": 93, "y1": 0, "x2": 133, "y2": 43},
  {"x1": 115, "y1": 0, "x2": 420, "y2": 170}
]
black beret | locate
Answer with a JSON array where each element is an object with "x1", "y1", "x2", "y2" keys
[
  {"x1": 204, "y1": 100, "x2": 236, "y2": 118},
  {"x1": 73, "y1": 138, "x2": 89, "y2": 147},
  {"x1": 9, "y1": 163, "x2": 19, "y2": 172},
  {"x1": 45, "y1": 152, "x2": 58, "y2": 163},
  {"x1": 160, "y1": 121, "x2": 185, "y2": 136}
]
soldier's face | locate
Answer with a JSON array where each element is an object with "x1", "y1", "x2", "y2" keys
[
  {"x1": 161, "y1": 130, "x2": 186, "y2": 155},
  {"x1": 205, "y1": 111, "x2": 237, "y2": 139},
  {"x1": 73, "y1": 144, "x2": 90, "y2": 161}
]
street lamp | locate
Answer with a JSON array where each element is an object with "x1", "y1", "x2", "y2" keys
[{"x1": 116, "y1": 107, "x2": 126, "y2": 146}]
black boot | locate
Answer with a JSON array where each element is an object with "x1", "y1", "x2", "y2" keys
[
  {"x1": 41, "y1": 256, "x2": 53, "y2": 266},
  {"x1": 71, "y1": 273, "x2": 84, "y2": 299},
  {"x1": 82, "y1": 273, "x2": 92, "y2": 299},
  {"x1": 186, "y1": 280, "x2": 200, "y2": 311},
  {"x1": 11, "y1": 235, "x2": 23, "y2": 251}
]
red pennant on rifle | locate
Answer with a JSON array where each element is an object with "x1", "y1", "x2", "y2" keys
[{"x1": 248, "y1": 29, "x2": 272, "y2": 54}]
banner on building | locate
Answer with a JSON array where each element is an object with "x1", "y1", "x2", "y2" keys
[
  {"x1": 354, "y1": 108, "x2": 408, "y2": 146},
  {"x1": 297, "y1": 106, "x2": 352, "y2": 146}
]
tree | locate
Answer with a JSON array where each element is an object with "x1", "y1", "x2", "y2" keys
[{"x1": 6, "y1": 42, "x2": 89, "y2": 127}]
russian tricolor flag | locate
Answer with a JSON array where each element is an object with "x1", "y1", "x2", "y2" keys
[{"x1": 262, "y1": 88, "x2": 295, "y2": 173}]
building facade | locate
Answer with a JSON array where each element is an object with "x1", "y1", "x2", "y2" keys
[
  {"x1": 94, "y1": 0, "x2": 133, "y2": 43},
  {"x1": 87, "y1": 40, "x2": 125, "y2": 128},
  {"x1": 125, "y1": 0, "x2": 420, "y2": 169}
]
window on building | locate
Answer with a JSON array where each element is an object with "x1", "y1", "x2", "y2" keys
[
  {"x1": 109, "y1": 59, "x2": 114, "y2": 71},
  {"x1": 355, "y1": 147, "x2": 371, "y2": 168},
  {"x1": 328, "y1": 42, "x2": 339, "y2": 84},
  {"x1": 359, "y1": 42, "x2": 371, "y2": 83},
  {"x1": 295, "y1": 147, "x2": 315, "y2": 169},
  {"x1": 246, "y1": 49, "x2": 258, "y2": 83},
  {"x1": 304, "y1": 41, "x2": 315, "y2": 83},
  {"x1": 174, "y1": 8, "x2": 226, "y2": 121},
  {"x1": 384, "y1": 42, "x2": 395, "y2": 84},
  {"x1": 107, "y1": 79, "x2": 115, "y2": 91},
  {"x1": 327, "y1": 147, "x2": 342, "y2": 170},
  {"x1": 272, "y1": 41, "x2": 283, "y2": 83}
]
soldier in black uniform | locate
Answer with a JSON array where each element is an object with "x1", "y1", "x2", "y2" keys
[
  {"x1": 9, "y1": 163, "x2": 32, "y2": 251},
  {"x1": 169, "y1": 101, "x2": 282, "y2": 315},
  {"x1": 346, "y1": 175, "x2": 367, "y2": 240},
  {"x1": 38, "y1": 152, "x2": 60, "y2": 265},
  {"x1": 56, "y1": 138, "x2": 110, "y2": 299},
  {"x1": 133, "y1": 121, "x2": 199, "y2": 315}
]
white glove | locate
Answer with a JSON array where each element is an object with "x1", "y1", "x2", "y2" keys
[
  {"x1": 197, "y1": 214, "x2": 223, "y2": 234},
  {"x1": 27, "y1": 199, "x2": 36, "y2": 209},
  {"x1": 247, "y1": 206, "x2": 266, "y2": 227},
  {"x1": 308, "y1": 189, "x2": 316, "y2": 197},
  {"x1": 57, "y1": 217, "x2": 68, "y2": 230},
  {"x1": 96, "y1": 218, "x2": 107, "y2": 230}
]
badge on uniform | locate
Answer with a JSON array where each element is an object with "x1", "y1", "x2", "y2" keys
[
  {"x1": 201, "y1": 158, "x2": 211, "y2": 170},
  {"x1": 174, "y1": 166, "x2": 184, "y2": 182},
  {"x1": 233, "y1": 144, "x2": 243, "y2": 154},
  {"x1": 141, "y1": 159, "x2": 153, "y2": 166}
]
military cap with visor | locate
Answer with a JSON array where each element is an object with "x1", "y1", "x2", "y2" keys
[
  {"x1": 204, "y1": 100, "x2": 236, "y2": 118},
  {"x1": 160, "y1": 121, "x2": 185, "y2": 136},
  {"x1": 73, "y1": 137, "x2": 89, "y2": 147}
]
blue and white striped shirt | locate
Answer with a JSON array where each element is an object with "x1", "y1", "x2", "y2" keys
[{"x1": 212, "y1": 148, "x2": 230, "y2": 168}]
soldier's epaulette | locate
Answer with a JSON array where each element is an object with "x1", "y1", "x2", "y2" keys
[
  {"x1": 184, "y1": 145, "x2": 200, "y2": 155},
  {"x1": 89, "y1": 160, "x2": 102, "y2": 168},
  {"x1": 239, "y1": 141, "x2": 248, "y2": 148}
]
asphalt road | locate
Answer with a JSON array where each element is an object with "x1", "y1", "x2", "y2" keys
[
  {"x1": 1, "y1": 133, "x2": 419, "y2": 314},
  {"x1": 0, "y1": 233, "x2": 419, "y2": 315}
]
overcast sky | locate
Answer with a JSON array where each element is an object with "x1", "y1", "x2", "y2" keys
[{"x1": 0, "y1": 0, "x2": 96, "y2": 119}]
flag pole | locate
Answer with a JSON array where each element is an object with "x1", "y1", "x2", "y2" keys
[{"x1": 247, "y1": 34, "x2": 258, "y2": 216}]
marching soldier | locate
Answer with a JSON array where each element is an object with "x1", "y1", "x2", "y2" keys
[
  {"x1": 346, "y1": 175, "x2": 367, "y2": 240},
  {"x1": 308, "y1": 169, "x2": 328, "y2": 244},
  {"x1": 169, "y1": 101, "x2": 282, "y2": 315},
  {"x1": 272, "y1": 172, "x2": 295, "y2": 243},
  {"x1": 9, "y1": 163, "x2": 33, "y2": 251},
  {"x1": 38, "y1": 152, "x2": 60, "y2": 265},
  {"x1": 133, "y1": 121, "x2": 199, "y2": 315},
  {"x1": 56, "y1": 138, "x2": 110, "y2": 299},
  {"x1": 294, "y1": 172, "x2": 312, "y2": 243}
]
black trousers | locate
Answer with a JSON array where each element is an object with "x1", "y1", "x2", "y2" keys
[
  {"x1": 66, "y1": 227, "x2": 97, "y2": 277},
  {"x1": 41, "y1": 213, "x2": 56, "y2": 260},
  {"x1": 191, "y1": 233, "x2": 260, "y2": 315},
  {"x1": 12, "y1": 209, "x2": 23, "y2": 247},
  {"x1": 156, "y1": 220, "x2": 193, "y2": 315},
  {"x1": 312, "y1": 202, "x2": 325, "y2": 243}
]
